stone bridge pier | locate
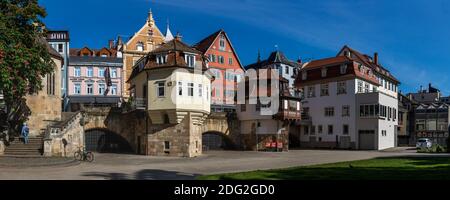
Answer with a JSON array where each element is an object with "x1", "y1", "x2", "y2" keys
[{"x1": 80, "y1": 107, "x2": 241, "y2": 157}]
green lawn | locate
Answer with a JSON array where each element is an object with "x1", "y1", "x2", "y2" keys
[{"x1": 198, "y1": 157, "x2": 450, "y2": 180}]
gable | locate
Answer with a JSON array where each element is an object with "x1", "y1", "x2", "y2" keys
[
  {"x1": 201, "y1": 31, "x2": 244, "y2": 70},
  {"x1": 126, "y1": 20, "x2": 164, "y2": 51}
]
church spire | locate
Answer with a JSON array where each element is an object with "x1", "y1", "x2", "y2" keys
[
  {"x1": 164, "y1": 18, "x2": 174, "y2": 43},
  {"x1": 147, "y1": 8, "x2": 154, "y2": 26}
]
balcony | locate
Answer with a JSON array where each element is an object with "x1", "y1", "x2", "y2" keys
[
  {"x1": 274, "y1": 110, "x2": 301, "y2": 121},
  {"x1": 131, "y1": 98, "x2": 147, "y2": 110}
]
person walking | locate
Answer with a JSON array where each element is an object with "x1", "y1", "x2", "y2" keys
[{"x1": 21, "y1": 122, "x2": 29, "y2": 144}]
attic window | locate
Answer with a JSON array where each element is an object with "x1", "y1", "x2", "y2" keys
[
  {"x1": 136, "y1": 42, "x2": 144, "y2": 51},
  {"x1": 156, "y1": 54, "x2": 167, "y2": 65},
  {"x1": 321, "y1": 68, "x2": 327, "y2": 77},
  {"x1": 185, "y1": 53, "x2": 196, "y2": 67},
  {"x1": 219, "y1": 34, "x2": 225, "y2": 51}
]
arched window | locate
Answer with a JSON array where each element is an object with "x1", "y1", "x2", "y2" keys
[{"x1": 136, "y1": 42, "x2": 144, "y2": 51}]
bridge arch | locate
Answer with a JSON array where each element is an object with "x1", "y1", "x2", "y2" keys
[
  {"x1": 202, "y1": 131, "x2": 236, "y2": 150},
  {"x1": 84, "y1": 128, "x2": 133, "y2": 153}
]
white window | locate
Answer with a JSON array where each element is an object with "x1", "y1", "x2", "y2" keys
[
  {"x1": 340, "y1": 64, "x2": 347, "y2": 74},
  {"x1": 325, "y1": 107, "x2": 334, "y2": 117},
  {"x1": 156, "y1": 81, "x2": 165, "y2": 97},
  {"x1": 285, "y1": 66, "x2": 290, "y2": 74},
  {"x1": 74, "y1": 67, "x2": 81, "y2": 77},
  {"x1": 178, "y1": 82, "x2": 183, "y2": 96},
  {"x1": 188, "y1": 83, "x2": 194, "y2": 96},
  {"x1": 98, "y1": 84, "x2": 105, "y2": 95},
  {"x1": 302, "y1": 71, "x2": 307, "y2": 80},
  {"x1": 87, "y1": 67, "x2": 93, "y2": 77},
  {"x1": 321, "y1": 68, "x2": 327, "y2": 77},
  {"x1": 218, "y1": 56, "x2": 224, "y2": 64},
  {"x1": 228, "y1": 58, "x2": 233, "y2": 65},
  {"x1": 307, "y1": 86, "x2": 315, "y2": 98},
  {"x1": 320, "y1": 84, "x2": 329, "y2": 96},
  {"x1": 136, "y1": 42, "x2": 144, "y2": 51},
  {"x1": 219, "y1": 34, "x2": 225, "y2": 51},
  {"x1": 198, "y1": 84, "x2": 203, "y2": 97},
  {"x1": 337, "y1": 81, "x2": 347, "y2": 94},
  {"x1": 185, "y1": 54, "x2": 195, "y2": 67},
  {"x1": 87, "y1": 83, "x2": 93, "y2": 95},
  {"x1": 111, "y1": 68, "x2": 117, "y2": 78},
  {"x1": 357, "y1": 80, "x2": 363, "y2": 93},
  {"x1": 74, "y1": 83, "x2": 81, "y2": 94},
  {"x1": 206, "y1": 86, "x2": 209, "y2": 100},
  {"x1": 364, "y1": 83, "x2": 370, "y2": 93},
  {"x1": 156, "y1": 54, "x2": 167, "y2": 64},
  {"x1": 98, "y1": 68, "x2": 105, "y2": 77},
  {"x1": 111, "y1": 84, "x2": 117, "y2": 95}
]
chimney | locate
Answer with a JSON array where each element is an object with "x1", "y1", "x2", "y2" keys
[
  {"x1": 108, "y1": 40, "x2": 114, "y2": 49},
  {"x1": 374, "y1": 52, "x2": 379, "y2": 65}
]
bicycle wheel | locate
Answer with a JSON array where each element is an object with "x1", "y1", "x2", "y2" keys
[
  {"x1": 74, "y1": 151, "x2": 82, "y2": 161},
  {"x1": 85, "y1": 152, "x2": 94, "y2": 162}
]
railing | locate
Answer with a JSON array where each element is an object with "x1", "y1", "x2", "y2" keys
[
  {"x1": 131, "y1": 98, "x2": 147, "y2": 110},
  {"x1": 44, "y1": 111, "x2": 83, "y2": 139}
]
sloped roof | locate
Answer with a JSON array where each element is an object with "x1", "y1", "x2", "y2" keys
[
  {"x1": 39, "y1": 37, "x2": 63, "y2": 60},
  {"x1": 338, "y1": 45, "x2": 399, "y2": 83},
  {"x1": 302, "y1": 56, "x2": 351, "y2": 70},
  {"x1": 192, "y1": 29, "x2": 222, "y2": 53},
  {"x1": 152, "y1": 39, "x2": 201, "y2": 54},
  {"x1": 245, "y1": 51, "x2": 300, "y2": 70}
]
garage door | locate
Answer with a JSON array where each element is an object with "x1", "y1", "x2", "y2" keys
[{"x1": 359, "y1": 130, "x2": 376, "y2": 150}]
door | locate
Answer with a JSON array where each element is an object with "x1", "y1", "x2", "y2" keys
[{"x1": 359, "y1": 130, "x2": 376, "y2": 150}]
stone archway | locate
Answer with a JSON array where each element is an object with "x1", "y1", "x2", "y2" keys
[
  {"x1": 202, "y1": 131, "x2": 235, "y2": 150},
  {"x1": 84, "y1": 128, "x2": 133, "y2": 153}
]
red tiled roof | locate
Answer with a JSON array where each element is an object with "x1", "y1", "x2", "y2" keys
[
  {"x1": 302, "y1": 56, "x2": 351, "y2": 70},
  {"x1": 192, "y1": 29, "x2": 222, "y2": 53},
  {"x1": 339, "y1": 45, "x2": 399, "y2": 83}
]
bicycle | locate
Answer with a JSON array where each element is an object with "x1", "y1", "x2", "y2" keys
[{"x1": 74, "y1": 146, "x2": 94, "y2": 162}]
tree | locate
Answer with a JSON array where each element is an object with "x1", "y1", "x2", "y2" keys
[{"x1": 0, "y1": 0, "x2": 55, "y2": 136}]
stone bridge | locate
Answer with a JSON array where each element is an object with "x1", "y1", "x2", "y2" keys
[{"x1": 80, "y1": 107, "x2": 241, "y2": 156}]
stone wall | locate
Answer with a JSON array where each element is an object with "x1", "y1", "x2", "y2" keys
[
  {"x1": 0, "y1": 140, "x2": 4, "y2": 155},
  {"x1": 43, "y1": 112, "x2": 84, "y2": 157},
  {"x1": 26, "y1": 57, "x2": 62, "y2": 136}
]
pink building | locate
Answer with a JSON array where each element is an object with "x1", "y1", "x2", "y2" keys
[{"x1": 68, "y1": 55, "x2": 123, "y2": 111}]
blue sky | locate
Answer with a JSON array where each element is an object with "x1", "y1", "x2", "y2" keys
[{"x1": 40, "y1": 0, "x2": 450, "y2": 95}]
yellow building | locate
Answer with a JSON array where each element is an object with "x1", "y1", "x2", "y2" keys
[
  {"x1": 128, "y1": 37, "x2": 212, "y2": 125},
  {"x1": 127, "y1": 37, "x2": 212, "y2": 157},
  {"x1": 121, "y1": 10, "x2": 171, "y2": 99}
]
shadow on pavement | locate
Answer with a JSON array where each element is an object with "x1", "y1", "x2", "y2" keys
[{"x1": 82, "y1": 169, "x2": 198, "y2": 180}]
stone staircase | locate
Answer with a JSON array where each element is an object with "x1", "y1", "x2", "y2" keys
[{"x1": 3, "y1": 137, "x2": 44, "y2": 156}]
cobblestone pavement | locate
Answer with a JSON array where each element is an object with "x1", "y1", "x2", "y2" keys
[
  {"x1": 1, "y1": 148, "x2": 448, "y2": 180},
  {"x1": 0, "y1": 157, "x2": 79, "y2": 168}
]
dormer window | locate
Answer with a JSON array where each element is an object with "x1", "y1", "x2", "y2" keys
[
  {"x1": 136, "y1": 42, "x2": 144, "y2": 51},
  {"x1": 302, "y1": 71, "x2": 307, "y2": 80},
  {"x1": 321, "y1": 68, "x2": 327, "y2": 77},
  {"x1": 185, "y1": 53, "x2": 195, "y2": 67},
  {"x1": 219, "y1": 34, "x2": 225, "y2": 51},
  {"x1": 156, "y1": 54, "x2": 167, "y2": 65},
  {"x1": 340, "y1": 64, "x2": 347, "y2": 74},
  {"x1": 345, "y1": 50, "x2": 351, "y2": 57}
]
